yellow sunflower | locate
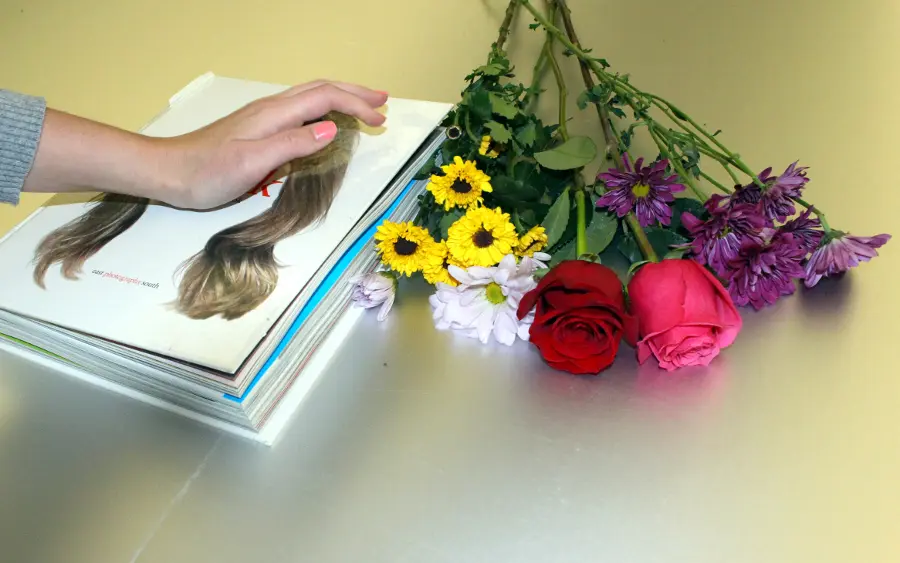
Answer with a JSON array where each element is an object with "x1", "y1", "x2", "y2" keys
[
  {"x1": 446, "y1": 206, "x2": 518, "y2": 267},
  {"x1": 421, "y1": 240, "x2": 461, "y2": 286},
  {"x1": 515, "y1": 225, "x2": 549, "y2": 257},
  {"x1": 374, "y1": 221, "x2": 436, "y2": 277},
  {"x1": 426, "y1": 156, "x2": 493, "y2": 211},
  {"x1": 478, "y1": 135, "x2": 500, "y2": 159}
]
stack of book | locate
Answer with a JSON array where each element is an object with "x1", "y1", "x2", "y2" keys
[{"x1": 0, "y1": 73, "x2": 452, "y2": 445}]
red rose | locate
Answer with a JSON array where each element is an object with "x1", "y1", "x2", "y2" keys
[
  {"x1": 627, "y1": 259, "x2": 742, "y2": 371},
  {"x1": 517, "y1": 260, "x2": 636, "y2": 375}
]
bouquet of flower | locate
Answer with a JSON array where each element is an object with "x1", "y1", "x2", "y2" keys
[{"x1": 350, "y1": 0, "x2": 890, "y2": 374}]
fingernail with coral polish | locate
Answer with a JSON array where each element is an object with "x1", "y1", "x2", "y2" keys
[
  {"x1": 376, "y1": 90, "x2": 389, "y2": 97},
  {"x1": 313, "y1": 121, "x2": 337, "y2": 141}
]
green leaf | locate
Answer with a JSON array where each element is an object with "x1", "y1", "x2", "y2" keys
[
  {"x1": 664, "y1": 248, "x2": 687, "y2": 260},
  {"x1": 520, "y1": 209, "x2": 538, "y2": 229},
  {"x1": 413, "y1": 151, "x2": 439, "y2": 180},
  {"x1": 475, "y1": 63, "x2": 505, "y2": 76},
  {"x1": 492, "y1": 176, "x2": 541, "y2": 203},
  {"x1": 584, "y1": 211, "x2": 619, "y2": 254},
  {"x1": 485, "y1": 120, "x2": 512, "y2": 144},
  {"x1": 515, "y1": 121, "x2": 537, "y2": 147},
  {"x1": 627, "y1": 260, "x2": 651, "y2": 278},
  {"x1": 670, "y1": 197, "x2": 707, "y2": 233},
  {"x1": 616, "y1": 234, "x2": 642, "y2": 264},
  {"x1": 576, "y1": 84, "x2": 609, "y2": 110},
  {"x1": 617, "y1": 227, "x2": 689, "y2": 263},
  {"x1": 466, "y1": 90, "x2": 492, "y2": 121},
  {"x1": 438, "y1": 210, "x2": 463, "y2": 240},
  {"x1": 512, "y1": 210, "x2": 525, "y2": 234},
  {"x1": 548, "y1": 238, "x2": 576, "y2": 267},
  {"x1": 533, "y1": 136, "x2": 598, "y2": 170},
  {"x1": 672, "y1": 107, "x2": 688, "y2": 120},
  {"x1": 425, "y1": 212, "x2": 442, "y2": 240},
  {"x1": 541, "y1": 188, "x2": 571, "y2": 249},
  {"x1": 489, "y1": 93, "x2": 519, "y2": 120}
]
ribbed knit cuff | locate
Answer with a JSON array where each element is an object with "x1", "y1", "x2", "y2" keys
[{"x1": 0, "y1": 89, "x2": 47, "y2": 205}]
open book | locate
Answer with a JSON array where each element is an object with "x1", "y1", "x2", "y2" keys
[{"x1": 0, "y1": 73, "x2": 452, "y2": 444}]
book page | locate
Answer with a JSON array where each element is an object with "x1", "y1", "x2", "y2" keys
[{"x1": 0, "y1": 76, "x2": 451, "y2": 373}]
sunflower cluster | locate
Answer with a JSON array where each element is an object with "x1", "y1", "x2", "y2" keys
[{"x1": 374, "y1": 157, "x2": 548, "y2": 287}]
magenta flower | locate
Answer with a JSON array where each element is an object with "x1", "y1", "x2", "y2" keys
[
  {"x1": 730, "y1": 161, "x2": 810, "y2": 224},
  {"x1": 596, "y1": 156, "x2": 685, "y2": 227},
  {"x1": 681, "y1": 194, "x2": 768, "y2": 276},
  {"x1": 724, "y1": 234, "x2": 807, "y2": 310},
  {"x1": 803, "y1": 232, "x2": 891, "y2": 288},
  {"x1": 773, "y1": 207, "x2": 824, "y2": 253}
]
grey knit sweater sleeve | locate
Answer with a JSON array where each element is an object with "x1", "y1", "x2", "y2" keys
[{"x1": 0, "y1": 89, "x2": 47, "y2": 205}]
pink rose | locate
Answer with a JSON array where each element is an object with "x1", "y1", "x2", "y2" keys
[{"x1": 627, "y1": 259, "x2": 742, "y2": 371}]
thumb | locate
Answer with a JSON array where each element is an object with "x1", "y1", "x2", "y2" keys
[{"x1": 253, "y1": 120, "x2": 338, "y2": 171}]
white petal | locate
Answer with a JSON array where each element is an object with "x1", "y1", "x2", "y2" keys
[
  {"x1": 493, "y1": 309, "x2": 519, "y2": 346},
  {"x1": 448, "y1": 265, "x2": 474, "y2": 285},
  {"x1": 474, "y1": 307, "x2": 496, "y2": 344},
  {"x1": 498, "y1": 254, "x2": 517, "y2": 272},
  {"x1": 458, "y1": 287, "x2": 484, "y2": 307},
  {"x1": 517, "y1": 321, "x2": 532, "y2": 341},
  {"x1": 376, "y1": 293, "x2": 395, "y2": 321},
  {"x1": 466, "y1": 266, "x2": 496, "y2": 282}
]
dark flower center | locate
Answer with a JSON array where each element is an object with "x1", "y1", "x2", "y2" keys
[
  {"x1": 473, "y1": 228, "x2": 494, "y2": 248},
  {"x1": 394, "y1": 237, "x2": 418, "y2": 256},
  {"x1": 451, "y1": 179, "x2": 473, "y2": 194}
]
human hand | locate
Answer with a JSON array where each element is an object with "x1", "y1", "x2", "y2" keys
[
  {"x1": 161, "y1": 80, "x2": 388, "y2": 209},
  {"x1": 21, "y1": 79, "x2": 388, "y2": 210}
]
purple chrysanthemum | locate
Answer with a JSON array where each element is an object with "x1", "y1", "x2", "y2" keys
[
  {"x1": 803, "y1": 232, "x2": 891, "y2": 288},
  {"x1": 773, "y1": 207, "x2": 824, "y2": 254},
  {"x1": 680, "y1": 194, "x2": 768, "y2": 276},
  {"x1": 596, "y1": 156, "x2": 685, "y2": 227},
  {"x1": 730, "y1": 162, "x2": 810, "y2": 225},
  {"x1": 724, "y1": 234, "x2": 807, "y2": 310}
]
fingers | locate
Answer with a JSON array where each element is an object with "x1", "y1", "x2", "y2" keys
[
  {"x1": 263, "y1": 83, "x2": 387, "y2": 131},
  {"x1": 252, "y1": 120, "x2": 341, "y2": 172},
  {"x1": 278, "y1": 79, "x2": 388, "y2": 108}
]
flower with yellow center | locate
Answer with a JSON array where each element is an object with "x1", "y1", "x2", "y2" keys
[
  {"x1": 515, "y1": 225, "x2": 549, "y2": 258},
  {"x1": 426, "y1": 156, "x2": 493, "y2": 211},
  {"x1": 478, "y1": 135, "x2": 500, "y2": 159},
  {"x1": 422, "y1": 240, "x2": 462, "y2": 286},
  {"x1": 446, "y1": 206, "x2": 518, "y2": 267},
  {"x1": 374, "y1": 221, "x2": 435, "y2": 277}
]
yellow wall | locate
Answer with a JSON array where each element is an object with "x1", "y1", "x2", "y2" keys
[{"x1": 2, "y1": 0, "x2": 898, "y2": 241}]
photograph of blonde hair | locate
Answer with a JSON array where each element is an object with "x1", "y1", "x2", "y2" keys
[
  {"x1": 31, "y1": 111, "x2": 361, "y2": 322},
  {"x1": 32, "y1": 193, "x2": 149, "y2": 288},
  {"x1": 174, "y1": 111, "x2": 360, "y2": 320}
]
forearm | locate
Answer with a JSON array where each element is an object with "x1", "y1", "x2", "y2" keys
[{"x1": 22, "y1": 109, "x2": 177, "y2": 202}]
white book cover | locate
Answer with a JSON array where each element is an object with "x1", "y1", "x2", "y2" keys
[{"x1": 0, "y1": 74, "x2": 452, "y2": 374}]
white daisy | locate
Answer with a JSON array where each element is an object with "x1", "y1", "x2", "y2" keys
[{"x1": 428, "y1": 254, "x2": 538, "y2": 346}]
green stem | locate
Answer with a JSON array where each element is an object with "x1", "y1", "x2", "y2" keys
[
  {"x1": 575, "y1": 189, "x2": 588, "y2": 256},
  {"x1": 793, "y1": 197, "x2": 832, "y2": 233},
  {"x1": 524, "y1": 50, "x2": 548, "y2": 112},
  {"x1": 647, "y1": 125, "x2": 707, "y2": 200},
  {"x1": 548, "y1": 0, "x2": 658, "y2": 263},
  {"x1": 521, "y1": 0, "x2": 764, "y2": 192},
  {"x1": 698, "y1": 170, "x2": 732, "y2": 194},
  {"x1": 495, "y1": 0, "x2": 520, "y2": 52},
  {"x1": 625, "y1": 215, "x2": 659, "y2": 262},
  {"x1": 543, "y1": 31, "x2": 568, "y2": 140}
]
